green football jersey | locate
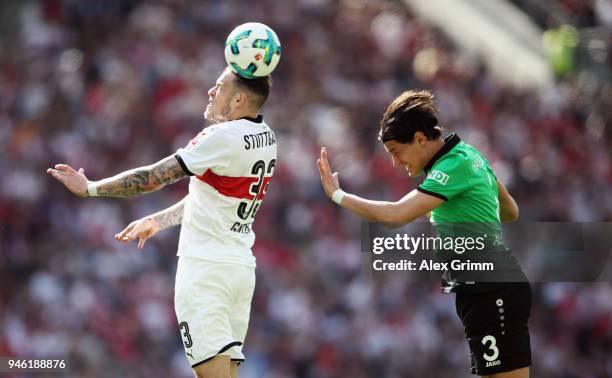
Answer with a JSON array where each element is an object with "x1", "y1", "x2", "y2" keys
[
  {"x1": 418, "y1": 134, "x2": 500, "y2": 224},
  {"x1": 416, "y1": 134, "x2": 526, "y2": 291},
  {"x1": 417, "y1": 134, "x2": 505, "y2": 250}
]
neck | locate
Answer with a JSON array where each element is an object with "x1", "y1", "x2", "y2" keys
[
  {"x1": 426, "y1": 139, "x2": 446, "y2": 161},
  {"x1": 231, "y1": 108, "x2": 259, "y2": 120}
]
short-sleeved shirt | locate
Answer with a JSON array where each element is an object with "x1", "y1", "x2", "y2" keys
[
  {"x1": 418, "y1": 134, "x2": 500, "y2": 225},
  {"x1": 416, "y1": 134, "x2": 525, "y2": 291},
  {"x1": 175, "y1": 115, "x2": 277, "y2": 267}
]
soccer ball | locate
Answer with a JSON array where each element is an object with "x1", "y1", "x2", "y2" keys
[{"x1": 224, "y1": 22, "x2": 281, "y2": 79}]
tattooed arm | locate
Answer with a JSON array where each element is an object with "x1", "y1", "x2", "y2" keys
[
  {"x1": 115, "y1": 197, "x2": 186, "y2": 249},
  {"x1": 148, "y1": 198, "x2": 185, "y2": 230},
  {"x1": 94, "y1": 155, "x2": 187, "y2": 197},
  {"x1": 47, "y1": 155, "x2": 188, "y2": 197}
]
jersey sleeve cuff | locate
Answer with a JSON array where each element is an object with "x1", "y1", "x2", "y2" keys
[
  {"x1": 417, "y1": 187, "x2": 448, "y2": 201},
  {"x1": 174, "y1": 153, "x2": 195, "y2": 176}
]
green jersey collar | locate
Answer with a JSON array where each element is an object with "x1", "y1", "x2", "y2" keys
[{"x1": 423, "y1": 133, "x2": 461, "y2": 174}]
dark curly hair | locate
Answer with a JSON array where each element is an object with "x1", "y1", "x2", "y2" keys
[{"x1": 379, "y1": 90, "x2": 442, "y2": 144}]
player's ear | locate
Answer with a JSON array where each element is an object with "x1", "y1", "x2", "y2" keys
[
  {"x1": 233, "y1": 91, "x2": 247, "y2": 106},
  {"x1": 413, "y1": 131, "x2": 425, "y2": 145}
]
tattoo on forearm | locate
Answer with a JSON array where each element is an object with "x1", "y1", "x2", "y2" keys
[
  {"x1": 152, "y1": 200, "x2": 185, "y2": 230},
  {"x1": 96, "y1": 156, "x2": 187, "y2": 197}
]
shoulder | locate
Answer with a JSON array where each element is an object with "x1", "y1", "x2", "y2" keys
[
  {"x1": 200, "y1": 123, "x2": 241, "y2": 142},
  {"x1": 204, "y1": 122, "x2": 232, "y2": 135},
  {"x1": 433, "y1": 143, "x2": 497, "y2": 189},
  {"x1": 182, "y1": 124, "x2": 238, "y2": 155},
  {"x1": 426, "y1": 144, "x2": 482, "y2": 186},
  {"x1": 433, "y1": 146, "x2": 471, "y2": 173},
  {"x1": 441, "y1": 143, "x2": 489, "y2": 170}
]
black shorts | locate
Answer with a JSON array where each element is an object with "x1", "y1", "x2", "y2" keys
[{"x1": 455, "y1": 283, "x2": 532, "y2": 376}]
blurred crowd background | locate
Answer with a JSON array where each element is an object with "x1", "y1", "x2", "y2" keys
[{"x1": 0, "y1": 0, "x2": 611, "y2": 377}]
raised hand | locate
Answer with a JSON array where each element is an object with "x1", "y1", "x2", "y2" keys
[
  {"x1": 316, "y1": 147, "x2": 340, "y2": 198},
  {"x1": 115, "y1": 218, "x2": 161, "y2": 249},
  {"x1": 46, "y1": 164, "x2": 89, "y2": 197}
]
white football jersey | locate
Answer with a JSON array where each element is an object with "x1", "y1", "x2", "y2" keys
[{"x1": 175, "y1": 116, "x2": 276, "y2": 266}]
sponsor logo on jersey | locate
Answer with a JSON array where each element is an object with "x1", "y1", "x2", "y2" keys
[
  {"x1": 427, "y1": 170, "x2": 449, "y2": 185},
  {"x1": 485, "y1": 360, "x2": 501, "y2": 368}
]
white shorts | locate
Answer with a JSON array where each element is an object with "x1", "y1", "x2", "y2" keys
[{"x1": 174, "y1": 256, "x2": 255, "y2": 368}]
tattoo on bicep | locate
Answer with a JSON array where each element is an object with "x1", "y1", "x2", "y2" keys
[
  {"x1": 96, "y1": 156, "x2": 187, "y2": 197},
  {"x1": 149, "y1": 156, "x2": 188, "y2": 187}
]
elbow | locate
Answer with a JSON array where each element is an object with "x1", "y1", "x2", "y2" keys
[
  {"x1": 384, "y1": 214, "x2": 410, "y2": 225},
  {"x1": 511, "y1": 207, "x2": 520, "y2": 222},
  {"x1": 140, "y1": 182, "x2": 160, "y2": 193},
  {"x1": 368, "y1": 209, "x2": 400, "y2": 224},
  {"x1": 503, "y1": 206, "x2": 519, "y2": 223},
  {"x1": 138, "y1": 180, "x2": 165, "y2": 195},
  {"x1": 507, "y1": 213, "x2": 519, "y2": 223},
  {"x1": 150, "y1": 182, "x2": 165, "y2": 192},
  {"x1": 377, "y1": 210, "x2": 414, "y2": 225},
  {"x1": 368, "y1": 213, "x2": 388, "y2": 223},
  {"x1": 510, "y1": 202, "x2": 520, "y2": 221},
  {"x1": 359, "y1": 202, "x2": 416, "y2": 224}
]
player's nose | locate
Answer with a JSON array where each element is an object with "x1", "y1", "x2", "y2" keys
[
  {"x1": 207, "y1": 87, "x2": 216, "y2": 98},
  {"x1": 392, "y1": 156, "x2": 402, "y2": 168}
]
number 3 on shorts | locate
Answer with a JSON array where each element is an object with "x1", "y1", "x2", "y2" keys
[
  {"x1": 180, "y1": 321, "x2": 193, "y2": 348},
  {"x1": 482, "y1": 335, "x2": 499, "y2": 362}
]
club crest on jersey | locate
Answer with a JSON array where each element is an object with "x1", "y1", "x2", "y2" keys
[
  {"x1": 188, "y1": 131, "x2": 207, "y2": 148},
  {"x1": 472, "y1": 157, "x2": 484, "y2": 171},
  {"x1": 427, "y1": 170, "x2": 449, "y2": 185}
]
